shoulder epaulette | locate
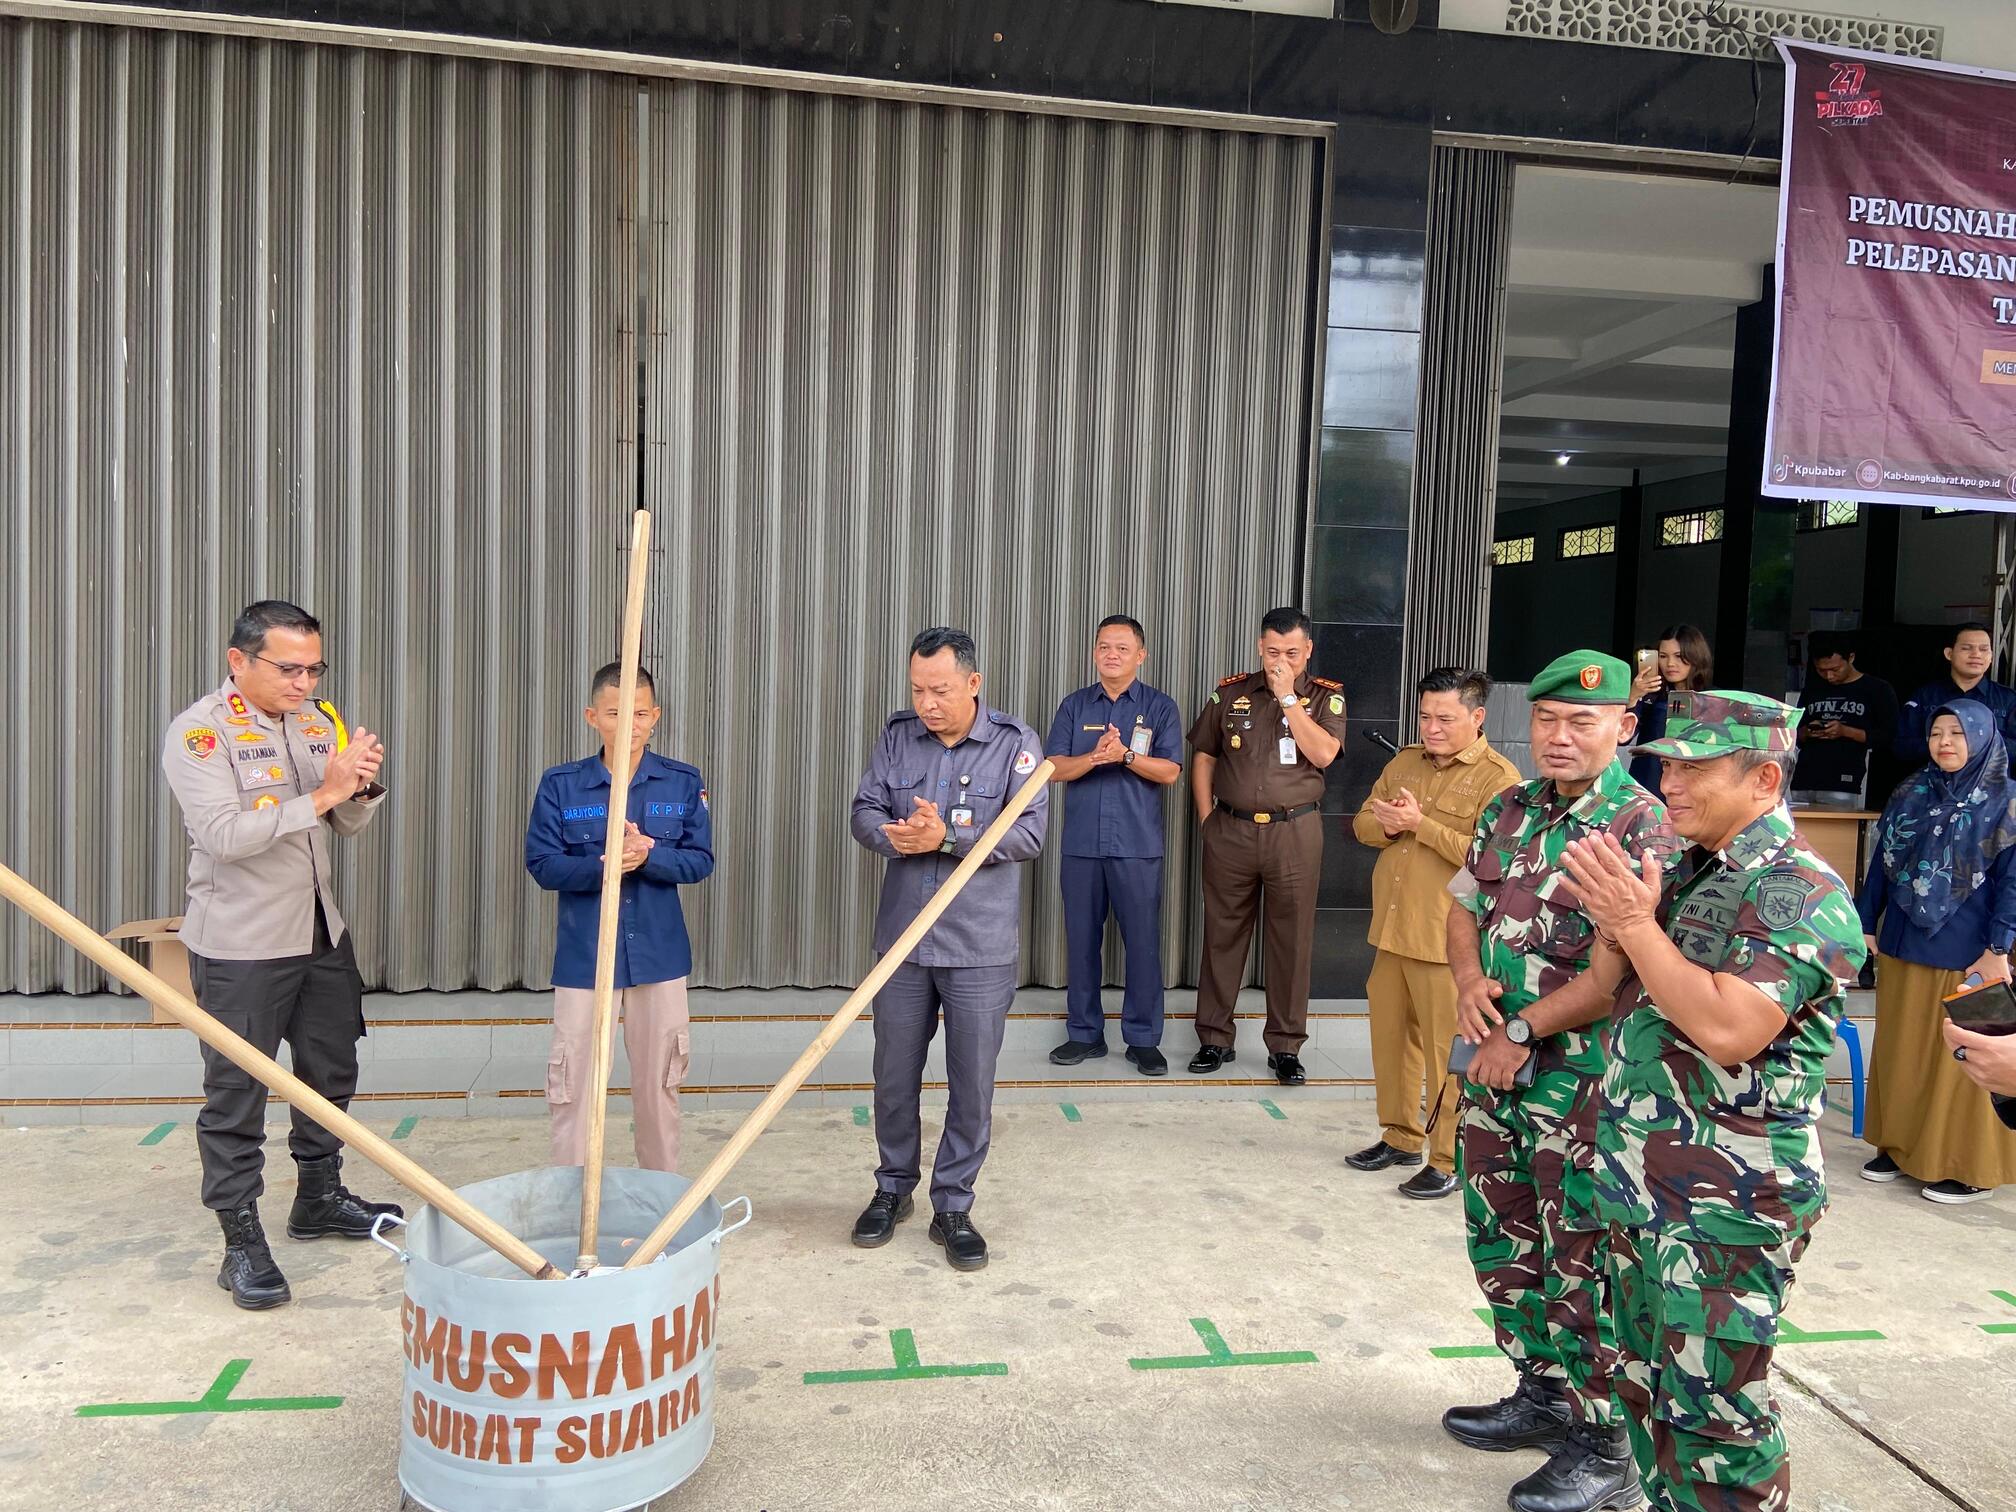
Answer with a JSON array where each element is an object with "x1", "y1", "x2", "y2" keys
[
  {"x1": 1217, "y1": 672, "x2": 1251, "y2": 688},
  {"x1": 1309, "y1": 677, "x2": 1343, "y2": 692}
]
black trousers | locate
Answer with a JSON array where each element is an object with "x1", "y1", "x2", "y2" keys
[{"x1": 188, "y1": 913, "x2": 365, "y2": 1211}]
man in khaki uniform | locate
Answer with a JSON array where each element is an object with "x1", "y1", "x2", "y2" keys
[
  {"x1": 1348, "y1": 667, "x2": 1521, "y2": 1199},
  {"x1": 1187, "y1": 607, "x2": 1348, "y2": 1085},
  {"x1": 162, "y1": 600, "x2": 395, "y2": 1311}
]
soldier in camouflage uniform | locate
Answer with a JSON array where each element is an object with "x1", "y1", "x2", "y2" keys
[
  {"x1": 1563, "y1": 691, "x2": 1866, "y2": 1512},
  {"x1": 1443, "y1": 651, "x2": 1674, "y2": 1512}
]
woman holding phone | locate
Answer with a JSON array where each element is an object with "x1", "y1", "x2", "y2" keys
[
  {"x1": 1857, "y1": 702, "x2": 2016, "y2": 1202},
  {"x1": 1625, "y1": 624, "x2": 1711, "y2": 799}
]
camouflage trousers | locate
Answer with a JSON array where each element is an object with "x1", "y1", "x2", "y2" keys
[
  {"x1": 1609, "y1": 1225, "x2": 1809, "y2": 1512},
  {"x1": 1457, "y1": 1087, "x2": 1615, "y2": 1425}
]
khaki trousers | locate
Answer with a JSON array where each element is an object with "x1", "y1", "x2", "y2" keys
[
  {"x1": 1367, "y1": 948, "x2": 1459, "y2": 1172},
  {"x1": 548, "y1": 977, "x2": 691, "y2": 1173}
]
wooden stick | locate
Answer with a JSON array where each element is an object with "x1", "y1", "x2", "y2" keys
[
  {"x1": 0, "y1": 860, "x2": 561, "y2": 1280},
  {"x1": 622, "y1": 757, "x2": 1055, "y2": 1269},
  {"x1": 578, "y1": 507, "x2": 654, "y2": 1271}
]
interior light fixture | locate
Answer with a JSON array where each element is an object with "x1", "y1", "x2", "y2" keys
[{"x1": 1555, "y1": 453, "x2": 1572, "y2": 466}]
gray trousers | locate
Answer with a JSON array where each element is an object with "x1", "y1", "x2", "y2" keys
[
  {"x1": 188, "y1": 915, "x2": 364, "y2": 1211},
  {"x1": 871, "y1": 960, "x2": 1017, "y2": 1213}
]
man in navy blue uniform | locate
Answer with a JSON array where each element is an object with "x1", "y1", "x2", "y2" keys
[
  {"x1": 1895, "y1": 621, "x2": 2016, "y2": 760},
  {"x1": 849, "y1": 627, "x2": 1049, "y2": 1271},
  {"x1": 1043, "y1": 615, "x2": 1184, "y2": 1075},
  {"x1": 525, "y1": 662, "x2": 714, "y2": 1173}
]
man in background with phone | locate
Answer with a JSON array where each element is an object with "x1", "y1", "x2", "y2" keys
[
  {"x1": 1440, "y1": 651, "x2": 1672, "y2": 1512},
  {"x1": 1561, "y1": 691, "x2": 1865, "y2": 1512},
  {"x1": 1791, "y1": 632, "x2": 1896, "y2": 806},
  {"x1": 1347, "y1": 667, "x2": 1520, "y2": 1200}
]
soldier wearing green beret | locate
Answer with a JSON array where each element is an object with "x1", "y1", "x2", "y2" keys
[
  {"x1": 1441, "y1": 650, "x2": 1676, "y2": 1512},
  {"x1": 1562, "y1": 691, "x2": 1866, "y2": 1512}
]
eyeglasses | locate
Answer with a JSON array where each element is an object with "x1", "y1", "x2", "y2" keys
[{"x1": 253, "y1": 653, "x2": 329, "y2": 680}]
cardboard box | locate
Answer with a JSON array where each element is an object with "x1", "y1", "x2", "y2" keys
[{"x1": 104, "y1": 916, "x2": 191, "y2": 1024}]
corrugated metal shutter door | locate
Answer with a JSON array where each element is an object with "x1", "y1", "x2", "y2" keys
[
  {"x1": 639, "y1": 82, "x2": 1321, "y2": 988},
  {"x1": 0, "y1": 17, "x2": 634, "y2": 992}
]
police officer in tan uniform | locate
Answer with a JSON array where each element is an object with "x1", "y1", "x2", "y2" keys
[
  {"x1": 162, "y1": 600, "x2": 397, "y2": 1310},
  {"x1": 1187, "y1": 607, "x2": 1348, "y2": 1083}
]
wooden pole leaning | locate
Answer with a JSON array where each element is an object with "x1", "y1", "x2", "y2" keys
[
  {"x1": 0, "y1": 860, "x2": 562, "y2": 1280},
  {"x1": 577, "y1": 506, "x2": 654, "y2": 1272},
  {"x1": 622, "y1": 757, "x2": 1055, "y2": 1270}
]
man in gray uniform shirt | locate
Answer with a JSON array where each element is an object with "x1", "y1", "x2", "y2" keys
[
  {"x1": 162, "y1": 599, "x2": 398, "y2": 1310},
  {"x1": 848, "y1": 626, "x2": 1049, "y2": 1271}
]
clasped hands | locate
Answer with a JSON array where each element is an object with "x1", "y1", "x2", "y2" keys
[
  {"x1": 601, "y1": 820, "x2": 656, "y2": 874},
  {"x1": 1369, "y1": 786, "x2": 1423, "y2": 836},
  {"x1": 883, "y1": 796, "x2": 950, "y2": 855}
]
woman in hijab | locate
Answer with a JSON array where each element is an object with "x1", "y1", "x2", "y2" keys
[{"x1": 1856, "y1": 701, "x2": 2016, "y2": 1202}]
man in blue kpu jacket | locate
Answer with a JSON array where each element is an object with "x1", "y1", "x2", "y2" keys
[{"x1": 526, "y1": 662, "x2": 714, "y2": 1172}]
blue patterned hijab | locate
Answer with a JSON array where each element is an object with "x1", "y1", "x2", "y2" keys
[{"x1": 1877, "y1": 701, "x2": 2016, "y2": 930}]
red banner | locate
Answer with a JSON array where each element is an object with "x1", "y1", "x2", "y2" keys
[{"x1": 1765, "y1": 43, "x2": 2016, "y2": 511}]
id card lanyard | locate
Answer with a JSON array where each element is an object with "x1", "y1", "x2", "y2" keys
[{"x1": 948, "y1": 773, "x2": 975, "y2": 830}]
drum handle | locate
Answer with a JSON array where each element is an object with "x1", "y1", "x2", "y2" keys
[
  {"x1": 714, "y1": 1195, "x2": 754, "y2": 1246},
  {"x1": 371, "y1": 1210, "x2": 412, "y2": 1264}
]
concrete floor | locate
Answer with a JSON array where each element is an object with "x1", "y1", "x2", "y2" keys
[{"x1": 2, "y1": 1099, "x2": 2011, "y2": 1512}]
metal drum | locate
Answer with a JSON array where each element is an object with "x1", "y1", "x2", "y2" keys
[{"x1": 375, "y1": 1165, "x2": 751, "y2": 1512}]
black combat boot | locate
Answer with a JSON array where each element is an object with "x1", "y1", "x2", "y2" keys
[
  {"x1": 217, "y1": 1205, "x2": 292, "y2": 1310},
  {"x1": 287, "y1": 1153, "x2": 404, "y2": 1240},
  {"x1": 1442, "y1": 1364, "x2": 1572, "y2": 1452},
  {"x1": 1508, "y1": 1421, "x2": 1643, "y2": 1511}
]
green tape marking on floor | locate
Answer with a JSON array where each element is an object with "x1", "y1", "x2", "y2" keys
[
  {"x1": 1778, "y1": 1318, "x2": 1886, "y2": 1345},
  {"x1": 76, "y1": 1359, "x2": 344, "y2": 1418},
  {"x1": 1259, "y1": 1100, "x2": 1287, "y2": 1121},
  {"x1": 1430, "y1": 1307, "x2": 1501, "y2": 1359},
  {"x1": 802, "y1": 1328, "x2": 1007, "y2": 1385},
  {"x1": 853, "y1": 1106, "x2": 870, "y2": 1127},
  {"x1": 137, "y1": 1122, "x2": 175, "y2": 1146},
  {"x1": 1979, "y1": 1290, "x2": 2016, "y2": 1335},
  {"x1": 1060, "y1": 1104, "x2": 1082, "y2": 1123},
  {"x1": 1128, "y1": 1316, "x2": 1317, "y2": 1371},
  {"x1": 390, "y1": 1117, "x2": 418, "y2": 1141}
]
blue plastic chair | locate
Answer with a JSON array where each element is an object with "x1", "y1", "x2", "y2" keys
[{"x1": 1834, "y1": 1017, "x2": 1866, "y2": 1139}]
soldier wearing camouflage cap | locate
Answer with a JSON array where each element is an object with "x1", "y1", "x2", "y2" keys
[
  {"x1": 1563, "y1": 690, "x2": 1866, "y2": 1512},
  {"x1": 1442, "y1": 651, "x2": 1674, "y2": 1512}
]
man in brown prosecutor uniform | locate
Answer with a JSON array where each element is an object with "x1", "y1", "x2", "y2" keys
[{"x1": 1187, "y1": 607, "x2": 1348, "y2": 1085}]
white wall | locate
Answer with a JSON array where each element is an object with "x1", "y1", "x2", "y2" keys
[{"x1": 1439, "y1": 1, "x2": 2016, "y2": 74}]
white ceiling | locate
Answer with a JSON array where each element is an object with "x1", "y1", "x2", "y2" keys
[{"x1": 1497, "y1": 166, "x2": 1780, "y2": 511}]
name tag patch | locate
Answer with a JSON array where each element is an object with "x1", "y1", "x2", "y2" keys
[{"x1": 562, "y1": 804, "x2": 609, "y2": 822}]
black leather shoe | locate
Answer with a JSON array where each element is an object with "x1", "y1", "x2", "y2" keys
[
  {"x1": 929, "y1": 1210, "x2": 988, "y2": 1271},
  {"x1": 216, "y1": 1205, "x2": 292, "y2": 1310},
  {"x1": 1125, "y1": 1046, "x2": 1169, "y2": 1077},
  {"x1": 1346, "y1": 1139, "x2": 1425, "y2": 1172},
  {"x1": 1267, "y1": 1052, "x2": 1306, "y2": 1086},
  {"x1": 1187, "y1": 1045, "x2": 1236, "y2": 1074},
  {"x1": 1508, "y1": 1422, "x2": 1643, "y2": 1512},
  {"x1": 1399, "y1": 1167, "x2": 1460, "y2": 1201},
  {"x1": 287, "y1": 1154, "x2": 403, "y2": 1240},
  {"x1": 1442, "y1": 1368, "x2": 1571, "y2": 1452},
  {"x1": 851, "y1": 1190, "x2": 914, "y2": 1247},
  {"x1": 1048, "y1": 1039, "x2": 1108, "y2": 1066}
]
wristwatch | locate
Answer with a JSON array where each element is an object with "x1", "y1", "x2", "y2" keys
[
  {"x1": 937, "y1": 833, "x2": 958, "y2": 856},
  {"x1": 1503, "y1": 1017, "x2": 1534, "y2": 1047},
  {"x1": 1280, "y1": 694, "x2": 1302, "y2": 709},
  {"x1": 1123, "y1": 750, "x2": 1136, "y2": 767}
]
